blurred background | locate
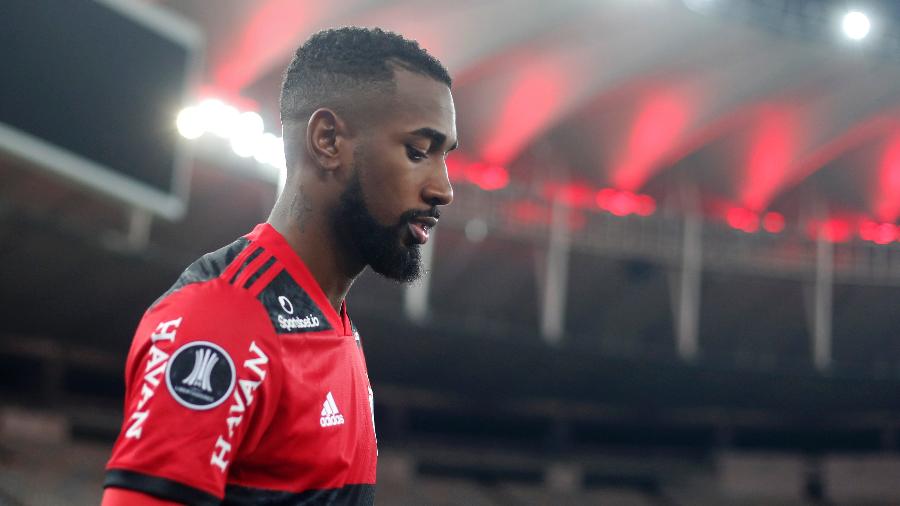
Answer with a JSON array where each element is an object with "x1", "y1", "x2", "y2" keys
[{"x1": 2, "y1": 0, "x2": 900, "y2": 504}]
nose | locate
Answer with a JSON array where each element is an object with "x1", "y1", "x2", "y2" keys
[{"x1": 422, "y1": 163, "x2": 454, "y2": 207}]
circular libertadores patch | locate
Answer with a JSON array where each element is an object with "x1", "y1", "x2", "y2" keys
[{"x1": 165, "y1": 341, "x2": 236, "y2": 410}]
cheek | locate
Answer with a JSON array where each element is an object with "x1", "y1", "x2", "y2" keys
[
  {"x1": 358, "y1": 174, "x2": 405, "y2": 227},
  {"x1": 362, "y1": 153, "x2": 420, "y2": 223}
]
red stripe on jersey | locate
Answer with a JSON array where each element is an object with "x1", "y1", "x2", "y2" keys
[
  {"x1": 247, "y1": 226, "x2": 346, "y2": 334},
  {"x1": 233, "y1": 250, "x2": 272, "y2": 289},
  {"x1": 221, "y1": 245, "x2": 262, "y2": 283},
  {"x1": 247, "y1": 264, "x2": 283, "y2": 298}
]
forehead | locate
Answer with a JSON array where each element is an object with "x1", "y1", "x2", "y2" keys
[{"x1": 379, "y1": 68, "x2": 456, "y2": 141}]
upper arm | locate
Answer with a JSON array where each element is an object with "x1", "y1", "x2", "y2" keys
[
  {"x1": 102, "y1": 487, "x2": 184, "y2": 506},
  {"x1": 103, "y1": 282, "x2": 282, "y2": 502}
]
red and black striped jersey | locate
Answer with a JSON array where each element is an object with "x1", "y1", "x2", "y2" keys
[{"x1": 105, "y1": 223, "x2": 377, "y2": 505}]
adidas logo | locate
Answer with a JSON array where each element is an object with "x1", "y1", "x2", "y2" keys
[{"x1": 319, "y1": 391, "x2": 345, "y2": 427}]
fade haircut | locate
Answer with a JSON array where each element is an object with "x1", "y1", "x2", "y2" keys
[{"x1": 280, "y1": 27, "x2": 451, "y2": 128}]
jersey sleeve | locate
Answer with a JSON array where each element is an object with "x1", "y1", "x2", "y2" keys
[{"x1": 104, "y1": 280, "x2": 282, "y2": 504}]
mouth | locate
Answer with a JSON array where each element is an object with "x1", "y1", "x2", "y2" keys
[{"x1": 407, "y1": 217, "x2": 438, "y2": 245}]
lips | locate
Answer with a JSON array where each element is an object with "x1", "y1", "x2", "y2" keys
[{"x1": 408, "y1": 217, "x2": 437, "y2": 245}]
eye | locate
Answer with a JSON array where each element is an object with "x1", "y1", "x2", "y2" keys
[{"x1": 406, "y1": 145, "x2": 427, "y2": 162}]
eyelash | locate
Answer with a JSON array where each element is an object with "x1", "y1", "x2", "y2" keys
[{"x1": 406, "y1": 145, "x2": 427, "y2": 162}]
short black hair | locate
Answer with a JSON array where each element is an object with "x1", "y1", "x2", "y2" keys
[{"x1": 280, "y1": 27, "x2": 451, "y2": 125}]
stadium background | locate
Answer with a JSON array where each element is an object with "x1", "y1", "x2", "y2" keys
[{"x1": 3, "y1": 0, "x2": 900, "y2": 504}]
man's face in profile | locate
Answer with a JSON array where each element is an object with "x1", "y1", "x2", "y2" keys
[{"x1": 333, "y1": 68, "x2": 456, "y2": 283}]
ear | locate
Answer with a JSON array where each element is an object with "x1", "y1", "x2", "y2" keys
[{"x1": 305, "y1": 108, "x2": 347, "y2": 172}]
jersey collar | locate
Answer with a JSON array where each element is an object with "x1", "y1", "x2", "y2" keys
[{"x1": 247, "y1": 223, "x2": 351, "y2": 336}]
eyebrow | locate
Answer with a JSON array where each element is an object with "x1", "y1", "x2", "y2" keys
[{"x1": 410, "y1": 127, "x2": 458, "y2": 153}]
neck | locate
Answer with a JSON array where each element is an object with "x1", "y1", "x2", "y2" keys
[{"x1": 267, "y1": 189, "x2": 364, "y2": 314}]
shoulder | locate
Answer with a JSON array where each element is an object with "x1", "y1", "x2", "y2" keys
[
  {"x1": 150, "y1": 236, "x2": 253, "y2": 310},
  {"x1": 136, "y1": 237, "x2": 281, "y2": 363},
  {"x1": 144, "y1": 234, "x2": 333, "y2": 343}
]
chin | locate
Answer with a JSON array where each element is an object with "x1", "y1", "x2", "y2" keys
[{"x1": 369, "y1": 244, "x2": 422, "y2": 284}]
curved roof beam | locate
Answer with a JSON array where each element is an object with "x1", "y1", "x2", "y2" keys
[
  {"x1": 605, "y1": 45, "x2": 842, "y2": 192},
  {"x1": 744, "y1": 67, "x2": 900, "y2": 212},
  {"x1": 210, "y1": 0, "x2": 596, "y2": 95},
  {"x1": 454, "y1": 1, "x2": 737, "y2": 169},
  {"x1": 212, "y1": 0, "x2": 375, "y2": 94},
  {"x1": 875, "y1": 131, "x2": 900, "y2": 222}
]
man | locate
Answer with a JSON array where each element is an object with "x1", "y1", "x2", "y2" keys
[{"x1": 102, "y1": 27, "x2": 456, "y2": 505}]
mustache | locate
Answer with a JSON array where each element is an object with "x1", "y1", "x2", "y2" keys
[{"x1": 400, "y1": 207, "x2": 441, "y2": 224}]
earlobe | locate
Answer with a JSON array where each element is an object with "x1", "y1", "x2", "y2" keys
[{"x1": 306, "y1": 108, "x2": 341, "y2": 171}]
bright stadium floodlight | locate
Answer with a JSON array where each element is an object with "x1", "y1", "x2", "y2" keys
[
  {"x1": 229, "y1": 111, "x2": 264, "y2": 158},
  {"x1": 253, "y1": 132, "x2": 278, "y2": 165},
  {"x1": 176, "y1": 106, "x2": 204, "y2": 139},
  {"x1": 842, "y1": 11, "x2": 871, "y2": 40},
  {"x1": 198, "y1": 99, "x2": 240, "y2": 139}
]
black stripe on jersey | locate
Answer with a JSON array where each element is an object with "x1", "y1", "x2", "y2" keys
[
  {"x1": 243, "y1": 256, "x2": 277, "y2": 289},
  {"x1": 223, "y1": 483, "x2": 375, "y2": 506},
  {"x1": 257, "y1": 270, "x2": 331, "y2": 334},
  {"x1": 228, "y1": 246, "x2": 264, "y2": 285},
  {"x1": 105, "y1": 469, "x2": 220, "y2": 506},
  {"x1": 152, "y1": 238, "x2": 250, "y2": 309}
]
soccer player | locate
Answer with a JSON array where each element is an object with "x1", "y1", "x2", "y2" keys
[{"x1": 101, "y1": 27, "x2": 456, "y2": 505}]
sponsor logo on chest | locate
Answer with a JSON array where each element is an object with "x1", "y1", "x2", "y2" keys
[
  {"x1": 277, "y1": 313, "x2": 321, "y2": 331},
  {"x1": 276, "y1": 294, "x2": 321, "y2": 331},
  {"x1": 320, "y1": 391, "x2": 345, "y2": 427}
]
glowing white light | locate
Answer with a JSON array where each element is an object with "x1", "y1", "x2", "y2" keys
[
  {"x1": 277, "y1": 163, "x2": 288, "y2": 196},
  {"x1": 842, "y1": 11, "x2": 871, "y2": 40},
  {"x1": 464, "y1": 218, "x2": 488, "y2": 242},
  {"x1": 176, "y1": 106, "x2": 204, "y2": 139},
  {"x1": 271, "y1": 151, "x2": 287, "y2": 170},
  {"x1": 253, "y1": 132, "x2": 274, "y2": 164},
  {"x1": 253, "y1": 132, "x2": 283, "y2": 166},
  {"x1": 236, "y1": 111, "x2": 264, "y2": 136},
  {"x1": 197, "y1": 99, "x2": 240, "y2": 138},
  {"x1": 176, "y1": 98, "x2": 287, "y2": 188},
  {"x1": 229, "y1": 111, "x2": 265, "y2": 158}
]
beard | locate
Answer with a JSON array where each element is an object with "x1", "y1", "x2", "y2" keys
[{"x1": 331, "y1": 169, "x2": 424, "y2": 283}]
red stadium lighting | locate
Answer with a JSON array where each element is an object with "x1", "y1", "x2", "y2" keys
[
  {"x1": 506, "y1": 201, "x2": 586, "y2": 231},
  {"x1": 857, "y1": 219, "x2": 898, "y2": 244},
  {"x1": 859, "y1": 219, "x2": 878, "y2": 242},
  {"x1": 741, "y1": 107, "x2": 798, "y2": 211},
  {"x1": 874, "y1": 223, "x2": 896, "y2": 245},
  {"x1": 726, "y1": 207, "x2": 759, "y2": 232},
  {"x1": 508, "y1": 201, "x2": 547, "y2": 225},
  {"x1": 445, "y1": 153, "x2": 466, "y2": 182},
  {"x1": 465, "y1": 162, "x2": 509, "y2": 191},
  {"x1": 741, "y1": 218, "x2": 760, "y2": 233},
  {"x1": 480, "y1": 64, "x2": 567, "y2": 167},
  {"x1": 544, "y1": 182, "x2": 595, "y2": 209},
  {"x1": 816, "y1": 219, "x2": 853, "y2": 243},
  {"x1": 595, "y1": 188, "x2": 617, "y2": 210},
  {"x1": 726, "y1": 207, "x2": 745, "y2": 229},
  {"x1": 762, "y1": 212, "x2": 785, "y2": 233},
  {"x1": 612, "y1": 89, "x2": 694, "y2": 191},
  {"x1": 875, "y1": 134, "x2": 900, "y2": 222},
  {"x1": 608, "y1": 191, "x2": 636, "y2": 216},
  {"x1": 636, "y1": 195, "x2": 657, "y2": 216}
]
